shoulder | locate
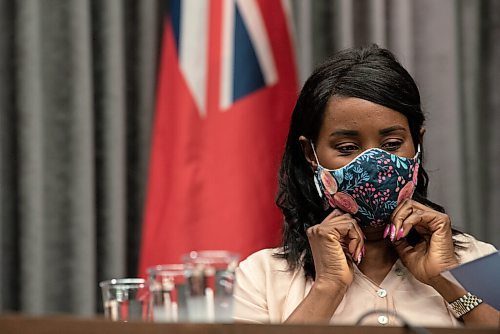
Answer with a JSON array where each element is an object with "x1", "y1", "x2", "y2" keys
[
  {"x1": 453, "y1": 233, "x2": 497, "y2": 264},
  {"x1": 234, "y1": 248, "x2": 302, "y2": 323},
  {"x1": 237, "y1": 248, "x2": 291, "y2": 280},
  {"x1": 237, "y1": 248, "x2": 304, "y2": 298}
]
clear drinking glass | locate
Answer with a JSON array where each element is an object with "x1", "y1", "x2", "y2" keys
[
  {"x1": 99, "y1": 278, "x2": 149, "y2": 321},
  {"x1": 147, "y1": 264, "x2": 188, "y2": 322},
  {"x1": 182, "y1": 250, "x2": 239, "y2": 323}
]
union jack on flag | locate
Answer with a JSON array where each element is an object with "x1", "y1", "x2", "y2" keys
[{"x1": 171, "y1": 0, "x2": 281, "y2": 115}]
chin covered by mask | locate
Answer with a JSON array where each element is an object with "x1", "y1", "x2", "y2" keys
[{"x1": 312, "y1": 143, "x2": 421, "y2": 228}]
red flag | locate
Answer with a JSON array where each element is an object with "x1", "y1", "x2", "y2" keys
[{"x1": 139, "y1": 0, "x2": 298, "y2": 276}]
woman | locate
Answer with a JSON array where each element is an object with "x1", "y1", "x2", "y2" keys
[{"x1": 233, "y1": 45, "x2": 499, "y2": 327}]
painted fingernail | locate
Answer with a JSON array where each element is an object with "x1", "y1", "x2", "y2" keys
[
  {"x1": 357, "y1": 252, "x2": 362, "y2": 265},
  {"x1": 383, "y1": 224, "x2": 390, "y2": 238},
  {"x1": 362, "y1": 246, "x2": 366, "y2": 257},
  {"x1": 390, "y1": 224, "x2": 396, "y2": 242},
  {"x1": 396, "y1": 227, "x2": 404, "y2": 240}
]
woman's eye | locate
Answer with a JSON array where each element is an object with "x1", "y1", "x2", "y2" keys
[
  {"x1": 336, "y1": 144, "x2": 359, "y2": 154},
  {"x1": 382, "y1": 141, "x2": 402, "y2": 151}
]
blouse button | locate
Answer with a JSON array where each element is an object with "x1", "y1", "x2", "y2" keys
[
  {"x1": 395, "y1": 267, "x2": 404, "y2": 276},
  {"x1": 377, "y1": 289, "x2": 387, "y2": 298},
  {"x1": 378, "y1": 315, "x2": 389, "y2": 325}
]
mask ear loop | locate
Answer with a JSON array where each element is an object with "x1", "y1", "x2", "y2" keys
[
  {"x1": 415, "y1": 144, "x2": 421, "y2": 160},
  {"x1": 309, "y1": 140, "x2": 321, "y2": 167},
  {"x1": 309, "y1": 140, "x2": 327, "y2": 203}
]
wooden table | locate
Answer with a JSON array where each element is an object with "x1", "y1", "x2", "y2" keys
[{"x1": 0, "y1": 315, "x2": 498, "y2": 334}]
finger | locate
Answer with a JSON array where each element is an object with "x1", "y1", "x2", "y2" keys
[
  {"x1": 331, "y1": 209, "x2": 344, "y2": 218},
  {"x1": 391, "y1": 199, "x2": 413, "y2": 227},
  {"x1": 395, "y1": 206, "x2": 439, "y2": 241},
  {"x1": 348, "y1": 218, "x2": 365, "y2": 264},
  {"x1": 398, "y1": 200, "x2": 452, "y2": 233},
  {"x1": 404, "y1": 199, "x2": 437, "y2": 212},
  {"x1": 312, "y1": 216, "x2": 359, "y2": 245},
  {"x1": 316, "y1": 213, "x2": 364, "y2": 262},
  {"x1": 322, "y1": 211, "x2": 352, "y2": 227},
  {"x1": 403, "y1": 209, "x2": 450, "y2": 236},
  {"x1": 331, "y1": 218, "x2": 363, "y2": 261},
  {"x1": 324, "y1": 208, "x2": 346, "y2": 222},
  {"x1": 390, "y1": 200, "x2": 415, "y2": 241},
  {"x1": 390, "y1": 198, "x2": 411, "y2": 222},
  {"x1": 396, "y1": 217, "x2": 431, "y2": 242},
  {"x1": 344, "y1": 221, "x2": 364, "y2": 264},
  {"x1": 391, "y1": 198, "x2": 414, "y2": 221},
  {"x1": 347, "y1": 233, "x2": 363, "y2": 265},
  {"x1": 396, "y1": 211, "x2": 425, "y2": 240}
]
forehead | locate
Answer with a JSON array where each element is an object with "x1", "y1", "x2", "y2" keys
[{"x1": 321, "y1": 96, "x2": 410, "y2": 132}]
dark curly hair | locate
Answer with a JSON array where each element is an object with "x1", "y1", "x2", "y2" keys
[{"x1": 275, "y1": 45, "x2": 451, "y2": 279}]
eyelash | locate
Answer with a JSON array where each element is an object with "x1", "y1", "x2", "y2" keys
[
  {"x1": 336, "y1": 144, "x2": 359, "y2": 155},
  {"x1": 381, "y1": 140, "x2": 403, "y2": 151},
  {"x1": 335, "y1": 140, "x2": 403, "y2": 155}
]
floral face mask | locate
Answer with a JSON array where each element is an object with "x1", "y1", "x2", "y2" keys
[{"x1": 311, "y1": 143, "x2": 421, "y2": 228}]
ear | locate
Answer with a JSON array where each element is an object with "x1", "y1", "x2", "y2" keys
[
  {"x1": 298, "y1": 135, "x2": 318, "y2": 169},
  {"x1": 418, "y1": 127, "x2": 426, "y2": 146}
]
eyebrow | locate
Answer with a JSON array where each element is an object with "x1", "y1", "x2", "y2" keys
[
  {"x1": 379, "y1": 125, "x2": 407, "y2": 135},
  {"x1": 329, "y1": 125, "x2": 407, "y2": 137},
  {"x1": 329, "y1": 129, "x2": 359, "y2": 137}
]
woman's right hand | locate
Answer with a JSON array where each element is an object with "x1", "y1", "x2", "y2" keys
[
  {"x1": 306, "y1": 209, "x2": 365, "y2": 290},
  {"x1": 285, "y1": 209, "x2": 365, "y2": 323}
]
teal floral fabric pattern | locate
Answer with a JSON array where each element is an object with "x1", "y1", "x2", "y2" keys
[{"x1": 314, "y1": 148, "x2": 420, "y2": 228}]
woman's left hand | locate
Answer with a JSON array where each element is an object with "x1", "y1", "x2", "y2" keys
[{"x1": 388, "y1": 199, "x2": 459, "y2": 285}]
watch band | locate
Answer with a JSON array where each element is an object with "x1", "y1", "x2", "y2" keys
[{"x1": 447, "y1": 292, "x2": 483, "y2": 318}]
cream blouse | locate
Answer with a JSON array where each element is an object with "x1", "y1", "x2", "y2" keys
[{"x1": 233, "y1": 234, "x2": 496, "y2": 327}]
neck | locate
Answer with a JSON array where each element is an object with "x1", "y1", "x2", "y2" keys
[{"x1": 357, "y1": 232, "x2": 399, "y2": 284}]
